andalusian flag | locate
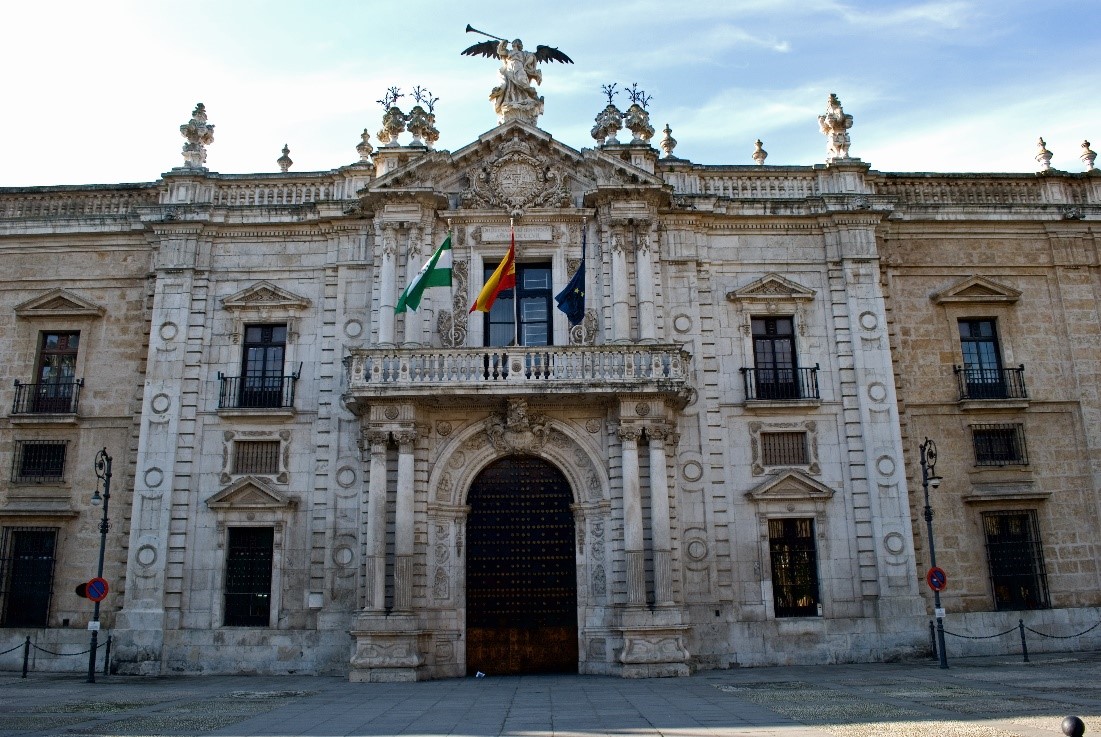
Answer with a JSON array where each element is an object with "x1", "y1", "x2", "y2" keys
[
  {"x1": 470, "y1": 233, "x2": 516, "y2": 313},
  {"x1": 395, "y1": 235, "x2": 453, "y2": 313}
]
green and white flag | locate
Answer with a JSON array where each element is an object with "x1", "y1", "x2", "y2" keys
[{"x1": 395, "y1": 235, "x2": 453, "y2": 313}]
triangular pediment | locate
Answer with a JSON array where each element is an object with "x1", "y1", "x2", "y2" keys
[
  {"x1": 745, "y1": 469, "x2": 836, "y2": 502},
  {"x1": 364, "y1": 121, "x2": 668, "y2": 213},
  {"x1": 15, "y1": 289, "x2": 105, "y2": 318},
  {"x1": 726, "y1": 274, "x2": 816, "y2": 303},
  {"x1": 221, "y1": 281, "x2": 311, "y2": 312},
  {"x1": 931, "y1": 276, "x2": 1021, "y2": 304},
  {"x1": 206, "y1": 477, "x2": 295, "y2": 510}
]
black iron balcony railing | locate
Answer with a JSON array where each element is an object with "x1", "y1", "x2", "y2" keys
[
  {"x1": 741, "y1": 365, "x2": 820, "y2": 401},
  {"x1": 12, "y1": 380, "x2": 83, "y2": 414},
  {"x1": 954, "y1": 365, "x2": 1027, "y2": 401},
  {"x1": 218, "y1": 372, "x2": 298, "y2": 410}
]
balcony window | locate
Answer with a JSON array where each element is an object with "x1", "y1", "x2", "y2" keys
[
  {"x1": 218, "y1": 324, "x2": 297, "y2": 410},
  {"x1": 11, "y1": 440, "x2": 67, "y2": 483},
  {"x1": 484, "y1": 263, "x2": 552, "y2": 347},
  {"x1": 958, "y1": 319, "x2": 1017, "y2": 399},
  {"x1": 983, "y1": 510, "x2": 1049, "y2": 610},
  {"x1": 12, "y1": 331, "x2": 82, "y2": 414}
]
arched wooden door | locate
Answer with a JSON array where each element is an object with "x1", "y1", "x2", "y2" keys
[{"x1": 466, "y1": 455, "x2": 578, "y2": 675}]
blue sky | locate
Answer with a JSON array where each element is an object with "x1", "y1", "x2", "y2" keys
[{"x1": 2, "y1": 0, "x2": 1097, "y2": 186}]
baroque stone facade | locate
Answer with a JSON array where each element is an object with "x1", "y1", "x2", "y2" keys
[{"x1": 1, "y1": 88, "x2": 1099, "y2": 678}]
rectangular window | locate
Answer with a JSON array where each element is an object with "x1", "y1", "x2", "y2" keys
[
  {"x1": 958, "y1": 319, "x2": 1006, "y2": 399},
  {"x1": 233, "y1": 441, "x2": 280, "y2": 475},
  {"x1": 240, "y1": 324, "x2": 287, "y2": 408},
  {"x1": 752, "y1": 317, "x2": 798, "y2": 399},
  {"x1": 761, "y1": 432, "x2": 808, "y2": 466},
  {"x1": 768, "y1": 518, "x2": 821, "y2": 617},
  {"x1": 983, "y1": 511, "x2": 1049, "y2": 610},
  {"x1": 972, "y1": 423, "x2": 1028, "y2": 466},
  {"x1": 224, "y1": 526, "x2": 274, "y2": 627},
  {"x1": 12, "y1": 440, "x2": 67, "y2": 483},
  {"x1": 29, "y1": 331, "x2": 80, "y2": 413},
  {"x1": 0, "y1": 527, "x2": 58, "y2": 627},
  {"x1": 483, "y1": 263, "x2": 552, "y2": 347}
]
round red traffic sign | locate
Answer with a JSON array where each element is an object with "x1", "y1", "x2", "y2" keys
[
  {"x1": 86, "y1": 577, "x2": 109, "y2": 603},
  {"x1": 926, "y1": 566, "x2": 947, "y2": 592}
]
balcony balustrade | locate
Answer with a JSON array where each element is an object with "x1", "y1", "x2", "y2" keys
[
  {"x1": 11, "y1": 380, "x2": 83, "y2": 415},
  {"x1": 343, "y1": 344, "x2": 692, "y2": 410},
  {"x1": 741, "y1": 365, "x2": 820, "y2": 402},
  {"x1": 954, "y1": 365, "x2": 1027, "y2": 401},
  {"x1": 218, "y1": 373, "x2": 298, "y2": 410}
]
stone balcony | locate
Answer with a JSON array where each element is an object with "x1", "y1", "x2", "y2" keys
[{"x1": 343, "y1": 344, "x2": 693, "y2": 412}]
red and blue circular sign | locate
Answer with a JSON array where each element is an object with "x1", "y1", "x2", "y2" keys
[
  {"x1": 85, "y1": 577, "x2": 109, "y2": 603},
  {"x1": 926, "y1": 567, "x2": 947, "y2": 592}
]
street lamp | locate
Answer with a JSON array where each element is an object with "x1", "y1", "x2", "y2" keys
[
  {"x1": 87, "y1": 448, "x2": 112, "y2": 683},
  {"x1": 920, "y1": 437, "x2": 948, "y2": 669}
]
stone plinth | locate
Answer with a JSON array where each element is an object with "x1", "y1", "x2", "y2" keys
[{"x1": 349, "y1": 613, "x2": 425, "y2": 682}]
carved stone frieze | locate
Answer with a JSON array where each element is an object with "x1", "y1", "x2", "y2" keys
[
  {"x1": 485, "y1": 398, "x2": 550, "y2": 453},
  {"x1": 460, "y1": 136, "x2": 569, "y2": 213}
]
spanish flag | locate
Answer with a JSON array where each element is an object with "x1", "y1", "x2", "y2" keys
[{"x1": 469, "y1": 233, "x2": 516, "y2": 313}]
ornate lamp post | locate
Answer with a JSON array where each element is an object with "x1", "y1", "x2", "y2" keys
[
  {"x1": 920, "y1": 437, "x2": 948, "y2": 669},
  {"x1": 87, "y1": 448, "x2": 112, "y2": 683}
]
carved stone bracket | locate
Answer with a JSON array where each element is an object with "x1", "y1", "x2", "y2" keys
[{"x1": 485, "y1": 398, "x2": 550, "y2": 453}]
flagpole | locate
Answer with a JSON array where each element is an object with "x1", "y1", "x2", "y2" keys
[
  {"x1": 447, "y1": 218, "x2": 455, "y2": 347},
  {"x1": 511, "y1": 218, "x2": 519, "y2": 348}
]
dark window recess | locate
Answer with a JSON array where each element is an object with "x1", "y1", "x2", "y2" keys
[
  {"x1": 972, "y1": 423, "x2": 1028, "y2": 466},
  {"x1": 745, "y1": 318, "x2": 821, "y2": 400},
  {"x1": 224, "y1": 527, "x2": 274, "y2": 627},
  {"x1": 483, "y1": 263, "x2": 552, "y2": 347},
  {"x1": 16, "y1": 331, "x2": 82, "y2": 413},
  {"x1": 233, "y1": 441, "x2": 280, "y2": 475},
  {"x1": 0, "y1": 527, "x2": 58, "y2": 627},
  {"x1": 12, "y1": 441, "x2": 67, "y2": 483},
  {"x1": 239, "y1": 324, "x2": 288, "y2": 408},
  {"x1": 768, "y1": 518, "x2": 821, "y2": 617},
  {"x1": 983, "y1": 511, "x2": 1050, "y2": 611},
  {"x1": 761, "y1": 432, "x2": 808, "y2": 466},
  {"x1": 958, "y1": 319, "x2": 1011, "y2": 399}
]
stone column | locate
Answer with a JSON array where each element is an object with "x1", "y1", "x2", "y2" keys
[
  {"x1": 647, "y1": 425, "x2": 674, "y2": 606},
  {"x1": 393, "y1": 429, "x2": 418, "y2": 612},
  {"x1": 635, "y1": 225, "x2": 657, "y2": 342},
  {"x1": 618, "y1": 426, "x2": 646, "y2": 605},
  {"x1": 363, "y1": 431, "x2": 389, "y2": 612},
  {"x1": 377, "y1": 222, "x2": 398, "y2": 346},
  {"x1": 402, "y1": 225, "x2": 423, "y2": 346},
  {"x1": 610, "y1": 226, "x2": 631, "y2": 343}
]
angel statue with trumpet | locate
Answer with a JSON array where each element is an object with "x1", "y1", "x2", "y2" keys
[{"x1": 462, "y1": 25, "x2": 573, "y2": 124}]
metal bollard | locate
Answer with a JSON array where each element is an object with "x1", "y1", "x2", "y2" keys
[
  {"x1": 1018, "y1": 619, "x2": 1029, "y2": 663},
  {"x1": 22, "y1": 636, "x2": 30, "y2": 678},
  {"x1": 929, "y1": 620, "x2": 937, "y2": 660},
  {"x1": 103, "y1": 635, "x2": 112, "y2": 676},
  {"x1": 1062, "y1": 715, "x2": 1085, "y2": 737}
]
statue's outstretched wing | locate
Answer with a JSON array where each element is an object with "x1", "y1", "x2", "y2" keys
[
  {"x1": 461, "y1": 40, "x2": 501, "y2": 59},
  {"x1": 535, "y1": 45, "x2": 574, "y2": 64}
]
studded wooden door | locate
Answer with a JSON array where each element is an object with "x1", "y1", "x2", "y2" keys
[{"x1": 466, "y1": 455, "x2": 578, "y2": 675}]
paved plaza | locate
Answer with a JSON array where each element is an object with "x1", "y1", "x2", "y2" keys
[{"x1": 0, "y1": 652, "x2": 1098, "y2": 737}]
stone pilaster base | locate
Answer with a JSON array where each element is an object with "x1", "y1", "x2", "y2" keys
[
  {"x1": 617, "y1": 606, "x2": 692, "y2": 678},
  {"x1": 349, "y1": 612, "x2": 425, "y2": 682}
]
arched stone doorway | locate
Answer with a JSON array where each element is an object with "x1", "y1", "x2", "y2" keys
[{"x1": 465, "y1": 454, "x2": 578, "y2": 675}]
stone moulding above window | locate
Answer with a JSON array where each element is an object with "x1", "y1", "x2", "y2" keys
[
  {"x1": 931, "y1": 275, "x2": 1021, "y2": 305},
  {"x1": 726, "y1": 273, "x2": 815, "y2": 336},
  {"x1": 745, "y1": 469, "x2": 836, "y2": 506},
  {"x1": 220, "y1": 281, "x2": 311, "y2": 343},
  {"x1": 15, "y1": 289, "x2": 106, "y2": 319},
  {"x1": 962, "y1": 482, "x2": 1050, "y2": 505}
]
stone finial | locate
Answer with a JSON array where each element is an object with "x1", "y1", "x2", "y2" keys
[
  {"x1": 624, "y1": 104, "x2": 655, "y2": 145},
  {"x1": 752, "y1": 139, "x2": 768, "y2": 165},
  {"x1": 409, "y1": 86, "x2": 440, "y2": 149},
  {"x1": 377, "y1": 106, "x2": 407, "y2": 147},
  {"x1": 1036, "y1": 137, "x2": 1053, "y2": 170},
  {"x1": 277, "y1": 144, "x2": 293, "y2": 173},
  {"x1": 1081, "y1": 140, "x2": 1097, "y2": 171},
  {"x1": 591, "y1": 104, "x2": 623, "y2": 146},
  {"x1": 356, "y1": 129, "x2": 374, "y2": 162},
  {"x1": 818, "y1": 93, "x2": 853, "y2": 162},
  {"x1": 659, "y1": 124, "x2": 677, "y2": 158},
  {"x1": 179, "y1": 103, "x2": 214, "y2": 169}
]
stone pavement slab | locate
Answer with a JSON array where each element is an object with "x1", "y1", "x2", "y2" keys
[{"x1": 0, "y1": 653, "x2": 1097, "y2": 736}]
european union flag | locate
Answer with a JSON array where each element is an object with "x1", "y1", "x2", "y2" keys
[{"x1": 555, "y1": 229, "x2": 586, "y2": 326}]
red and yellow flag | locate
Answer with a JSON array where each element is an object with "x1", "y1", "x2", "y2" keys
[{"x1": 470, "y1": 234, "x2": 516, "y2": 313}]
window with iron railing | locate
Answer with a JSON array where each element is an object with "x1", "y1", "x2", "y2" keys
[
  {"x1": 768, "y1": 518, "x2": 821, "y2": 617},
  {"x1": 0, "y1": 527, "x2": 58, "y2": 627},
  {"x1": 954, "y1": 365, "x2": 1027, "y2": 400},
  {"x1": 218, "y1": 325, "x2": 297, "y2": 409},
  {"x1": 761, "y1": 432, "x2": 808, "y2": 466},
  {"x1": 233, "y1": 441, "x2": 281, "y2": 475},
  {"x1": 224, "y1": 526, "x2": 274, "y2": 627},
  {"x1": 971, "y1": 423, "x2": 1028, "y2": 466},
  {"x1": 11, "y1": 440, "x2": 67, "y2": 483},
  {"x1": 983, "y1": 510, "x2": 1049, "y2": 611}
]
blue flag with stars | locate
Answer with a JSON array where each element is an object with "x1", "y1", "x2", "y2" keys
[{"x1": 555, "y1": 226, "x2": 586, "y2": 326}]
